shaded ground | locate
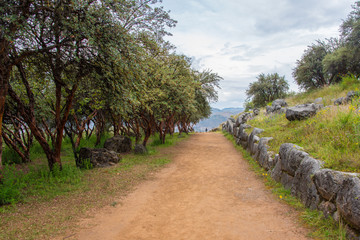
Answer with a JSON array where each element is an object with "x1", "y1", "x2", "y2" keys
[{"x1": 60, "y1": 133, "x2": 310, "y2": 240}]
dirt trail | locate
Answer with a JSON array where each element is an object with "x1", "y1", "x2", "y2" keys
[{"x1": 64, "y1": 133, "x2": 310, "y2": 240}]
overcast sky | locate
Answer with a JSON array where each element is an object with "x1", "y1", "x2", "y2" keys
[{"x1": 160, "y1": 0, "x2": 355, "y2": 109}]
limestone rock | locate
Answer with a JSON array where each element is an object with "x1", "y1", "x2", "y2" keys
[
  {"x1": 334, "y1": 97, "x2": 346, "y2": 106},
  {"x1": 291, "y1": 156, "x2": 322, "y2": 209},
  {"x1": 279, "y1": 143, "x2": 308, "y2": 176},
  {"x1": 286, "y1": 103, "x2": 323, "y2": 121},
  {"x1": 313, "y1": 169, "x2": 348, "y2": 202},
  {"x1": 271, "y1": 157, "x2": 282, "y2": 182},
  {"x1": 78, "y1": 148, "x2": 120, "y2": 168},
  {"x1": 336, "y1": 176, "x2": 360, "y2": 231},
  {"x1": 134, "y1": 144, "x2": 148, "y2": 154},
  {"x1": 104, "y1": 135, "x2": 132, "y2": 153}
]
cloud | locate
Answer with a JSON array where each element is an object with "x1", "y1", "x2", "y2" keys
[{"x1": 161, "y1": 0, "x2": 355, "y2": 109}]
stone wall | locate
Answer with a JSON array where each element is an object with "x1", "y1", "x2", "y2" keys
[{"x1": 223, "y1": 114, "x2": 360, "y2": 239}]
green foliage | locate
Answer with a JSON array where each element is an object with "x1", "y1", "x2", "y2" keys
[
  {"x1": 341, "y1": 74, "x2": 360, "y2": 90},
  {"x1": 246, "y1": 73, "x2": 289, "y2": 108},
  {"x1": 0, "y1": 165, "x2": 25, "y2": 205},
  {"x1": 77, "y1": 159, "x2": 93, "y2": 170},
  {"x1": 150, "y1": 133, "x2": 189, "y2": 147},
  {"x1": 293, "y1": 41, "x2": 330, "y2": 90},
  {"x1": 2, "y1": 148, "x2": 22, "y2": 165}
]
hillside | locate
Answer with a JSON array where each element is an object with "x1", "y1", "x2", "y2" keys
[
  {"x1": 230, "y1": 77, "x2": 360, "y2": 172},
  {"x1": 194, "y1": 107, "x2": 243, "y2": 132}
]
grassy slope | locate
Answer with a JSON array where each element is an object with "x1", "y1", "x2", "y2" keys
[
  {"x1": 0, "y1": 133, "x2": 190, "y2": 240},
  {"x1": 243, "y1": 77, "x2": 360, "y2": 172}
]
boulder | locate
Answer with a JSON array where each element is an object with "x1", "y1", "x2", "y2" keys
[
  {"x1": 285, "y1": 103, "x2": 322, "y2": 121},
  {"x1": 78, "y1": 147, "x2": 120, "y2": 168},
  {"x1": 235, "y1": 112, "x2": 251, "y2": 127},
  {"x1": 134, "y1": 144, "x2": 148, "y2": 154},
  {"x1": 279, "y1": 143, "x2": 308, "y2": 176},
  {"x1": 336, "y1": 176, "x2": 360, "y2": 231},
  {"x1": 334, "y1": 97, "x2": 346, "y2": 106},
  {"x1": 253, "y1": 108, "x2": 260, "y2": 116},
  {"x1": 291, "y1": 156, "x2": 322, "y2": 209},
  {"x1": 104, "y1": 135, "x2": 132, "y2": 153},
  {"x1": 272, "y1": 99, "x2": 288, "y2": 107},
  {"x1": 313, "y1": 169, "x2": 349, "y2": 202},
  {"x1": 345, "y1": 91, "x2": 358, "y2": 103},
  {"x1": 266, "y1": 99, "x2": 288, "y2": 115}
]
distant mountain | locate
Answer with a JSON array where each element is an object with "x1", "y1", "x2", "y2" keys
[{"x1": 194, "y1": 107, "x2": 244, "y2": 132}]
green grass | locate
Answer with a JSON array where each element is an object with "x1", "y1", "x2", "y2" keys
[
  {"x1": 0, "y1": 132, "x2": 188, "y2": 207},
  {"x1": 223, "y1": 131, "x2": 347, "y2": 239},
  {"x1": 243, "y1": 78, "x2": 360, "y2": 172}
]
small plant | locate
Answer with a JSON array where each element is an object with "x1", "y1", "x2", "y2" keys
[{"x1": 77, "y1": 158, "x2": 93, "y2": 170}]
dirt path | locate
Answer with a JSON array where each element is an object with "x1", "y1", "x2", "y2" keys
[{"x1": 63, "y1": 133, "x2": 310, "y2": 240}]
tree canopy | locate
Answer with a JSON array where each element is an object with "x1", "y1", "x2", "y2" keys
[
  {"x1": 245, "y1": 73, "x2": 289, "y2": 109},
  {"x1": 293, "y1": 1, "x2": 360, "y2": 90},
  {"x1": 0, "y1": 0, "x2": 221, "y2": 171}
]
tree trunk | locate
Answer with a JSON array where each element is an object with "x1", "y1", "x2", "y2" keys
[{"x1": 0, "y1": 39, "x2": 11, "y2": 169}]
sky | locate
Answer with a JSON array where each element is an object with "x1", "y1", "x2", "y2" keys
[{"x1": 160, "y1": 0, "x2": 355, "y2": 109}]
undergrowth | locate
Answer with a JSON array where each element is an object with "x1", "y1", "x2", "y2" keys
[{"x1": 223, "y1": 131, "x2": 347, "y2": 239}]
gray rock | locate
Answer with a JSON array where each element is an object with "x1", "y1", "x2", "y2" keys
[
  {"x1": 134, "y1": 144, "x2": 148, "y2": 154},
  {"x1": 266, "y1": 105, "x2": 281, "y2": 114},
  {"x1": 314, "y1": 97, "x2": 323, "y2": 104},
  {"x1": 78, "y1": 147, "x2": 120, "y2": 168},
  {"x1": 229, "y1": 117, "x2": 236, "y2": 123},
  {"x1": 257, "y1": 137, "x2": 273, "y2": 169},
  {"x1": 272, "y1": 99, "x2": 288, "y2": 107},
  {"x1": 281, "y1": 172, "x2": 294, "y2": 190},
  {"x1": 286, "y1": 103, "x2": 323, "y2": 121},
  {"x1": 336, "y1": 176, "x2": 360, "y2": 231},
  {"x1": 235, "y1": 112, "x2": 251, "y2": 127},
  {"x1": 233, "y1": 127, "x2": 239, "y2": 138},
  {"x1": 345, "y1": 91, "x2": 358, "y2": 103},
  {"x1": 253, "y1": 109, "x2": 260, "y2": 116},
  {"x1": 271, "y1": 157, "x2": 282, "y2": 182},
  {"x1": 247, "y1": 128, "x2": 263, "y2": 155},
  {"x1": 334, "y1": 97, "x2": 346, "y2": 106},
  {"x1": 279, "y1": 143, "x2": 309, "y2": 176},
  {"x1": 226, "y1": 120, "x2": 234, "y2": 134},
  {"x1": 104, "y1": 135, "x2": 132, "y2": 153},
  {"x1": 291, "y1": 156, "x2": 322, "y2": 209},
  {"x1": 318, "y1": 201, "x2": 336, "y2": 218},
  {"x1": 313, "y1": 169, "x2": 348, "y2": 202},
  {"x1": 266, "y1": 99, "x2": 288, "y2": 115}
]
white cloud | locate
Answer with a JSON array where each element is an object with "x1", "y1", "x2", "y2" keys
[{"x1": 161, "y1": 0, "x2": 355, "y2": 109}]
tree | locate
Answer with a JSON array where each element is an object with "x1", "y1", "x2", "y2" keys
[
  {"x1": 246, "y1": 73, "x2": 289, "y2": 108},
  {"x1": 293, "y1": 42, "x2": 330, "y2": 90}
]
